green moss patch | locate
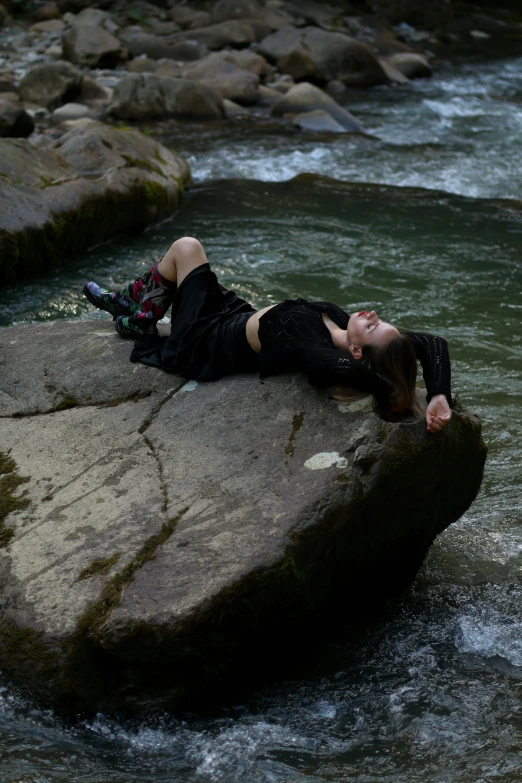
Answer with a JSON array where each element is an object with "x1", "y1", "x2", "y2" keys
[
  {"x1": 78, "y1": 553, "x2": 121, "y2": 582},
  {"x1": 77, "y1": 506, "x2": 189, "y2": 637},
  {"x1": 285, "y1": 412, "x2": 305, "y2": 457},
  {"x1": 0, "y1": 451, "x2": 30, "y2": 548}
]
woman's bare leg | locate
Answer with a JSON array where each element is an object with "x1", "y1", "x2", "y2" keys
[{"x1": 158, "y1": 237, "x2": 208, "y2": 286}]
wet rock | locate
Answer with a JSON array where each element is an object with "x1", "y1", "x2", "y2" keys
[
  {"x1": 378, "y1": 58, "x2": 409, "y2": 85},
  {"x1": 171, "y1": 19, "x2": 267, "y2": 50},
  {"x1": 154, "y1": 59, "x2": 182, "y2": 78},
  {"x1": 258, "y1": 83, "x2": 282, "y2": 104},
  {"x1": 19, "y1": 60, "x2": 83, "y2": 111},
  {"x1": 0, "y1": 121, "x2": 190, "y2": 285},
  {"x1": 292, "y1": 108, "x2": 348, "y2": 133},
  {"x1": 51, "y1": 101, "x2": 91, "y2": 123},
  {"x1": 110, "y1": 73, "x2": 224, "y2": 120},
  {"x1": 212, "y1": 0, "x2": 261, "y2": 23},
  {"x1": 271, "y1": 82, "x2": 364, "y2": 132},
  {"x1": 170, "y1": 6, "x2": 211, "y2": 30},
  {"x1": 277, "y1": 47, "x2": 318, "y2": 81},
  {"x1": 0, "y1": 320, "x2": 486, "y2": 715},
  {"x1": 216, "y1": 49, "x2": 273, "y2": 80},
  {"x1": 62, "y1": 8, "x2": 129, "y2": 68},
  {"x1": 126, "y1": 55, "x2": 158, "y2": 73},
  {"x1": 223, "y1": 97, "x2": 250, "y2": 117},
  {"x1": 0, "y1": 74, "x2": 17, "y2": 94},
  {"x1": 382, "y1": 52, "x2": 432, "y2": 79},
  {"x1": 29, "y1": 19, "x2": 64, "y2": 32},
  {"x1": 0, "y1": 99, "x2": 34, "y2": 137},
  {"x1": 120, "y1": 28, "x2": 206, "y2": 60},
  {"x1": 78, "y1": 75, "x2": 111, "y2": 102},
  {"x1": 183, "y1": 53, "x2": 259, "y2": 105},
  {"x1": 258, "y1": 26, "x2": 389, "y2": 88}
]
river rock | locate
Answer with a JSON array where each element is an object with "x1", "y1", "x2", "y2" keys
[
  {"x1": 292, "y1": 109, "x2": 348, "y2": 133},
  {"x1": 29, "y1": 18, "x2": 65, "y2": 32},
  {"x1": 119, "y1": 28, "x2": 202, "y2": 61},
  {"x1": 51, "y1": 101, "x2": 91, "y2": 123},
  {"x1": 33, "y1": 3, "x2": 61, "y2": 21},
  {"x1": 271, "y1": 82, "x2": 364, "y2": 132},
  {"x1": 183, "y1": 53, "x2": 259, "y2": 105},
  {"x1": 213, "y1": 0, "x2": 260, "y2": 22},
  {"x1": 0, "y1": 319, "x2": 486, "y2": 715},
  {"x1": 217, "y1": 49, "x2": 274, "y2": 80},
  {"x1": 0, "y1": 100, "x2": 35, "y2": 137},
  {"x1": 170, "y1": 6, "x2": 211, "y2": 30},
  {"x1": 258, "y1": 26, "x2": 389, "y2": 88},
  {"x1": 0, "y1": 121, "x2": 190, "y2": 285},
  {"x1": 171, "y1": 19, "x2": 266, "y2": 50},
  {"x1": 62, "y1": 8, "x2": 129, "y2": 68},
  {"x1": 110, "y1": 74, "x2": 224, "y2": 120},
  {"x1": 382, "y1": 53, "x2": 432, "y2": 79},
  {"x1": 19, "y1": 60, "x2": 82, "y2": 110}
]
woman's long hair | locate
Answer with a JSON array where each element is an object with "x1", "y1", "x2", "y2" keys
[{"x1": 331, "y1": 332, "x2": 418, "y2": 411}]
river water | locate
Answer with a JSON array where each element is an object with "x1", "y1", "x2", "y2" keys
[{"x1": 2, "y1": 58, "x2": 522, "y2": 782}]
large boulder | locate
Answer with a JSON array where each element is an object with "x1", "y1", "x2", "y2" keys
[
  {"x1": 271, "y1": 82, "x2": 364, "y2": 132},
  {"x1": 0, "y1": 319, "x2": 486, "y2": 715},
  {"x1": 258, "y1": 26, "x2": 389, "y2": 88},
  {"x1": 19, "y1": 60, "x2": 83, "y2": 110},
  {"x1": 62, "y1": 7, "x2": 129, "y2": 68},
  {"x1": 183, "y1": 53, "x2": 260, "y2": 105},
  {"x1": 110, "y1": 74, "x2": 224, "y2": 120},
  {"x1": 0, "y1": 100, "x2": 35, "y2": 137},
  {"x1": 0, "y1": 122, "x2": 190, "y2": 285}
]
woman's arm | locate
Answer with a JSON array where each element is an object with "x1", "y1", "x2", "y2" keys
[
  {"x1": 300, "y1": 346, "x2": 394, "y2": 408},
  {"x1": 404, "y1": 332, "x2": 452, "y2": 432}
]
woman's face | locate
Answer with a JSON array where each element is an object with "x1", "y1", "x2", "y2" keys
[{"x1": 347, "y1": 310, "x2": 399, "y2": 351}]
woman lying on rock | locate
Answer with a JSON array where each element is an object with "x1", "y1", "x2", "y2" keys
[{"x1": 83, "y1": 236, "x2": 452, "y2": 433}]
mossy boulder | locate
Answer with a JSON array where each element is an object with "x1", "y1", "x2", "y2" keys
[
  {"x1": 0, "y1": 121, "x2": 191, "y2": 286},
  {"x1": 0, "y1": 320, "x2": 486, "y2": 715}
]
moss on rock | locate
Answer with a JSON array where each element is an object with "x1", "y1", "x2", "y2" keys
[{"x1": 0, "y1": 451, "x2": 30, "y2": 548}]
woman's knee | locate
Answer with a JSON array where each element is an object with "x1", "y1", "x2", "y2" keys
[{"x1": 171, "y1": 236, "x2": 205, "y2": 261}]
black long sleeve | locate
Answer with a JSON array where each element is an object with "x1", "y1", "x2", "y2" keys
[
  {"x1": 300, "y1": 346, "x2": 394, "y2": 408},
  {"x1": 404, "y1": 331, "x2": 452, "y2": 404}
]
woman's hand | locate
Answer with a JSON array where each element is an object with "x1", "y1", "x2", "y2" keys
[{"x1": 426, "y1": 394, "x2": 452, "y2": 433}]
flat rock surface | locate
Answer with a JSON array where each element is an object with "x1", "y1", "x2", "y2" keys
[{"x1": 0, "y1": 320, "x2": 487, "y2": 714}]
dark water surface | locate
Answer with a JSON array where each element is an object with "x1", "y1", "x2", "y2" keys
[{"x1": 2, "y1": 58, "x2": 522, "y2": 783}]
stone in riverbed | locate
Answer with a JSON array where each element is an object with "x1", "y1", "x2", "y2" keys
[
  {"x1": 62, "y1": 7, "x2": 129, "y2": 68},
  {"x1": 271, "y1": 82, "x2": 364, "y2": 133},
  {"x1": 171, "y1": 19, "x2": 268, "y2": 50},
  {"x1": 19, "y1": 60, "x2": 82, "y2": 110},
  {"x1": 0, "y1": 319, "x2": 486, "y2": 715},
  {"x1": 183, "y1": 53, "x2": 260, "y2": 105},
  {"x1": 0, "y1": 121, "x2": 190, "y2": 286},
  {"x1": 381, "y1": 53, "x2": 432, "y2": 79},
  {"x1": 110, "y1": 74, "x2": 224, "y2": 120},
  {"x1": 259, "y1": 26, "x2": 389, "y2": 88},
  {"x1": 0, "y1": 100, "x2": 35, "y2": 138},
  {"x1": 292, "y1": 109, "x2": 348, "y2": 133},
  {"x1": 170, "y1": 6, "x2": 211, "y2": 30},
  {"x1": 51, "y1": 101, "x2": 91, "y2": 123}
]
